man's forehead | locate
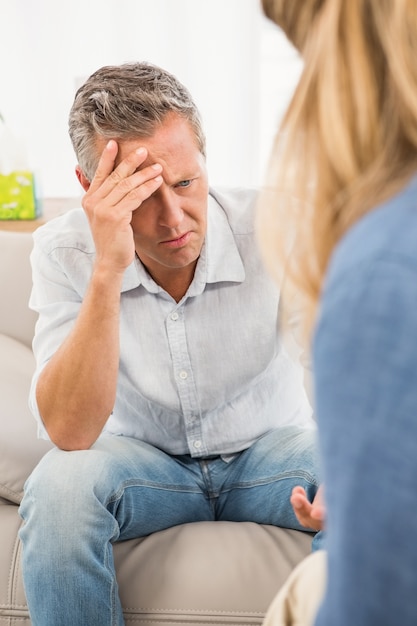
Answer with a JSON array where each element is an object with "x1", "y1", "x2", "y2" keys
[
  {"x1": 92, "y1": 138, "x2": 204, "y2": 190},
  {"x1": 95, "y1": 135, "x2": 151, "y2": 155},
  {"x1": 96, "y1": 127, "x2": 203, "y2": 172}
]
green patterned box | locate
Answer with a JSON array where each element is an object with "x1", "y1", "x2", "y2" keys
[{"x1": 0, "y1": 170, "x2": 40, "y2": 220}]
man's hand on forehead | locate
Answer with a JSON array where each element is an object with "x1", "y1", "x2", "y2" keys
[
  {"x1": 79, "y1": 139, "x2": 164, "y2": 275},
  {"x1": 91, "y1": 140, "x2": 163, "y2": 201}
]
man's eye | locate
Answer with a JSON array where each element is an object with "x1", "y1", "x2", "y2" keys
[{"x1": 176, "y1": 180, "x2": 191, "y2": 188}]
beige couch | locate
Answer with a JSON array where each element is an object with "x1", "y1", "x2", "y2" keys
[{"x1": 0, "y1": 228, "x2": 313, "y2": 625}]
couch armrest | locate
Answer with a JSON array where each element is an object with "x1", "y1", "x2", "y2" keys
[{"x1": 0, "y1": 334, "x2": 52, "y2": 504}]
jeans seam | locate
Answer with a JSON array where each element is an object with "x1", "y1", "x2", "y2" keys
[
  {"x1": 105, "y1": 479, "x2": 204, "y2": 505},
  {"x1": 222, "y1": 469, "x2": 319, "y2": 492}
]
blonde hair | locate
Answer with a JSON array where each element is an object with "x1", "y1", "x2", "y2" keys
[{"x1": 257, "y1": 0, "x2": 417, "y2": 340}]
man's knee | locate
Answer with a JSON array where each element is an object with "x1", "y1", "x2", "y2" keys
[
  {"x1": 21, "y1": 445, "x2": 116, "y2": 521},
  {"x1": 255, "y1": 426, "x2": 319, "y2": 469}
]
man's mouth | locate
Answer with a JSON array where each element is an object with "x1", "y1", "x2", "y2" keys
[{"x1": 160, "y1": 231, "x2": 192, "y2": 248}]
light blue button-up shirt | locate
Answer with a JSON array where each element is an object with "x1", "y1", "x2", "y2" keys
[{"x1": 29, "y1": 187, "x2": 314, "y2": 454}]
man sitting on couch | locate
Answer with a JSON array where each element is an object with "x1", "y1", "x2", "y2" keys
[{"x1": 18, "y1": 61, "x2": 320, "y2": 626}]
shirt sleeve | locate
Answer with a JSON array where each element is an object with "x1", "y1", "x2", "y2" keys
[
  {"x1": 313, "y1": 254, "x2": 417, "y2": 626},
  {"x1": 28, "y1": 238, "x2": 83, "y2": 439}
]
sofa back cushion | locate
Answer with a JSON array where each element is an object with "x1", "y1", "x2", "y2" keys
[{"x1": 0, "y1": 230, "x2": 38, "y2": 348}]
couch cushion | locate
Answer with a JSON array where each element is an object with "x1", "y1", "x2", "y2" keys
[
  {"x1": 0, "y1": 503, "x2": 312, "y2": 626},
  {"x1": 0, "y1": 334, "x2": 52, "y2": 504},
  {"x1": 116, "y1": 521, "x2": 313, "y2": 625}
]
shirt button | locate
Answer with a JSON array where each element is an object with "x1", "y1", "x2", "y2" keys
[
  {"x1": 179, "y1": 370, "x2": 188, "y2": 380},
  {"x1": 170, "y1": 312, "x2": 179, "y2": 321},
  {"x1": 193, "y1": 440, "x2": 202, "y2": 449}
]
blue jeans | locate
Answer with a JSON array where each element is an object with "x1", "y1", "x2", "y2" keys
[{"x1": 19, "y1": 426, "x2": 320, "y2": 626}]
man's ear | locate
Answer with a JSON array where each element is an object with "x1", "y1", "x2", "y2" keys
[{"x1": 75, "y1": 165, "x2": 91, "y2": 192}]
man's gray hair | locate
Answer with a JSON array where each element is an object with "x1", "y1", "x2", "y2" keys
[{"x1": 68, "y1": 62, "x2": 206, "y2": 181}]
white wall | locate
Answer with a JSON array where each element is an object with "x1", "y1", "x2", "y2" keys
[{"x1": 1, "y1": 0, "x2": 302, "y2": 198}]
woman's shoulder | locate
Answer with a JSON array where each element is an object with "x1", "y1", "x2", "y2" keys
[{"x1": 327, "y1": 177, "x2": 417, "y2": 285}]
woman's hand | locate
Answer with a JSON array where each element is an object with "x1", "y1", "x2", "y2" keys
[{"x1": 291, "y1": 484, "x2": 326, "y2": 531}]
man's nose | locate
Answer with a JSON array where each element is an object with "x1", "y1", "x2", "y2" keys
[{"x1": 158, "y1": 190, "x2": 184, "y2": 229}]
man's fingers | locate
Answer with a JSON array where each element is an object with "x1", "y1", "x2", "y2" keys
[
  {"x1": 108, "y1": 162, "x2": 162, "y2": 201},
  {"x1": 98, "y1": 164, "x2": 162, "y2": 216},
  {"x1": 87, "y1": 143, "x2": 163, "y2": 210},
  {"x1": 106, "y1": 147, "x2": 149, "y2": 189},
  {"x1": 88, "y1": 142, "x2": 152, "y2": 196},
  {"x1": 87, "y1": 140, "x2": 120, "y2": 194}
]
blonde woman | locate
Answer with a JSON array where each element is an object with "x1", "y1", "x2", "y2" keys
[{"x1": 258, "y1": 0, "x2": 417, "y2": 624}]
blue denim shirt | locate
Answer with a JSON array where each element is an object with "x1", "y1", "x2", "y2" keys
[
  {"x1": 314, "y1": 177, "x2": 417, "y2": 625},
  {"x1": 29, "y1": 187, "x2": 314, "y2": 454}
]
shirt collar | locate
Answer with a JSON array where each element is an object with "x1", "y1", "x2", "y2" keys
[{"x1": 120, "y1": 189, "x2": 246, "y2": 295}]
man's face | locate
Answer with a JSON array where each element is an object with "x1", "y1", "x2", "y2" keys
[{"x1": 115, "y1": 114, "x2": 209, "y2": 290}]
